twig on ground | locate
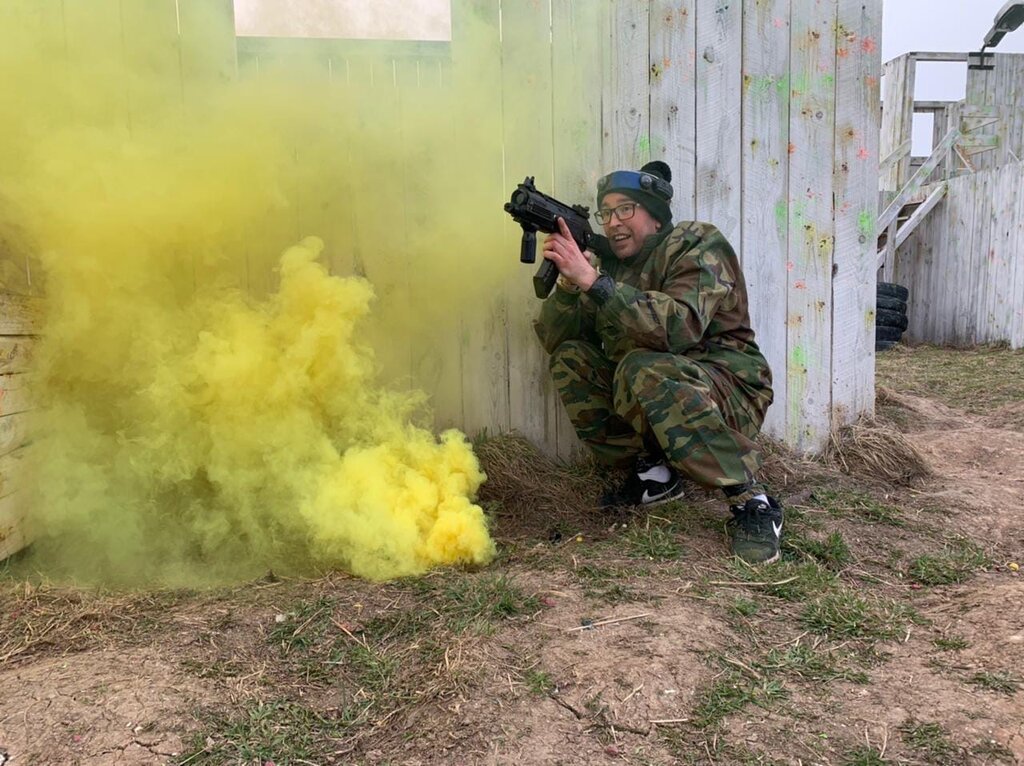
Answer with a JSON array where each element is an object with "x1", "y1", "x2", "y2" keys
[
  {"x1": 708, "y1": 576, "x2": 799, "y2": 588},
  {"x1": 565, "y1": 613, "x2": 652, "y2": 632}
]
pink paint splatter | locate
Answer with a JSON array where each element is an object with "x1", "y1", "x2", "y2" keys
[
  {"x1": 795, "y1": 280, "x2": 807, "y2": 289},
  {"x1": 786, "y1": 261, "x2": 795, "y2": 272},
  {"x1": 857, "y1": 147, "x2": 871, "y2": 160},
  {"x1": 861, "y1": 37, "x2": 877, "y2": 54},
  {"x1": 773, "y1": 17, "x2": 785, "y2": 29}
]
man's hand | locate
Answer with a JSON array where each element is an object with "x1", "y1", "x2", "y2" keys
[{"x1": 542, "y1": 217, "x2": 599, "y2": 291}]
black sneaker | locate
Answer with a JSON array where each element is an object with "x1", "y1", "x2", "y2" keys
[
  {"x1": 727, "y1": 497, "x2": 784, "y2": 565},
  {"x1": 599, "y1": 456, "x2": 684, "y2": 510}
]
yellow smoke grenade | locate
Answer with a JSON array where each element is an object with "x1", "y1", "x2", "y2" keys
[{"x1": 0, "y1": 3, "x2": 505, "y2": 584}]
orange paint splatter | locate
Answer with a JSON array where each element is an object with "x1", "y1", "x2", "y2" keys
[
  {"x1": 794, "y1": 280, "x2": 807, "y2": 290},
  {"x1": 788, "y1": 142, "x2": 797, "y2": 155},
  {"x1": 837, "y1": 47, "x2": 850, "y2": 58},
  {"x1": 861, "y1": 37, "x2": 877, "y2": 54}
]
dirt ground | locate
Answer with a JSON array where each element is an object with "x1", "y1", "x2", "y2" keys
[{"x1": 1, "y1": 344, "x2": 1022, "y2": 766}]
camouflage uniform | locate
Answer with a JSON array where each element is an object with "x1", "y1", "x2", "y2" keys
[{"x1": 534, "y1": 221, "x2": 773, "y2": 492}]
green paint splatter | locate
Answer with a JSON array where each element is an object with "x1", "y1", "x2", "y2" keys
[
  {"x1": 775, "y1": 201, "x2": 788, "y2": 237},
  {"x1": 776, "y1": 74, "x2": 790, "y2": 96},
  {"x1": 791, "y1": 346, "x2": 807, "y2": 368},
  {"x1": 821, "y1": 74, "x2": 834, "y2": 89},
  {"x1": 637, "y1": 135, "x2": 651, "y2": 159},
  {"x1": 857, "y1": 210, "x2": 874, "y2": 238}
]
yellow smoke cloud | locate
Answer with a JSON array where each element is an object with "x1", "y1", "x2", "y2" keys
[{"x1": 0, "y1": 2, "x2": 510, "y2": 585}]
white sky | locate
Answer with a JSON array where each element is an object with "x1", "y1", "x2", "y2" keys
[{"x1": 883, "y1": 0, "x2": 1024, "y2": 152}]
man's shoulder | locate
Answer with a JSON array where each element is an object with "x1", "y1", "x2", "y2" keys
[{"x1": 664, "y1": 221, "x2": 734, "y2": 256}]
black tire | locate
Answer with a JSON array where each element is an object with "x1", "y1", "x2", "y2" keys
[
  {"x1": 876, "y1": 309, "x2": 909, "y2": 330},
  {"x1": 876, "y1": 295, "x2": 907, "y2": 313},
  {"x1": 876, "y1": 325, "x2": 903, "y2": 342},
  {"x1": 875, "y1": 339, "x2": 898, "y2": 351},
  {"x1": 877, "y1": 282, "x2": 909, "y2": 302}
]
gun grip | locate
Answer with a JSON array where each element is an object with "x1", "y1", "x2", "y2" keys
[
  {"x1": 520, "y1": 230, "x2": 537, "y2": 264},
  {"x1": 533, "y1": 259, "x2": 558, "y2": 299}
]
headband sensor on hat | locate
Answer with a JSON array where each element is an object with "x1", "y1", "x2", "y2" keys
[{"x1": 597, "y1": 170, "x2": 673, "y2": 202}]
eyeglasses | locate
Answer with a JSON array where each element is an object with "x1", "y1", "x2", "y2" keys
[{"x1": 594, "y1": 202, "x2": 639, "y2": 225}]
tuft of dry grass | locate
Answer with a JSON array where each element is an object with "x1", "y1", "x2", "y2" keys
[
  {"x1": 0, "y1": 582, "x2": 180, "y2": 666},
  {"x1": 823, "y1": 417, "x2": 932, "y2": 486},
  {"x1": 474, "y1": 432, "x2": 607, "y2": 536}
]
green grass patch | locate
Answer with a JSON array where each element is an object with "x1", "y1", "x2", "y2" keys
[
  {"x1": 968, "y1": 671, "x2": 1019, "y2": 694},
  {"x1": 693, "y1": 671, "x2": 788, "y2": 729},
  {"x1": 811, "y1": 488, "x2": 904, "y2": 526},
  {"x1": 176, "y1": 699, "x2": 355, "y2": 765},
  {"x1": 755, "y1": 644, "x2": 869, "y2": 684},
  {"x1": 785, "y1": 530, "x2": 851, "y2": 570},
  {"x1": 729, "y1": 597, "x2": 760, "y2": 617},
  {"x1": 267, "y1": 596, "x2": 337, "y2": 654},
  {"x1": 418, "y1": 573, "x2": 541, "y2": 634},
  {"x1": 971, "y1": 740, "x2": 1016, "y2": 760},
  {"x1": 842, "y1": 747, "x2": 890, "y2": 766},
  {"x1": 725, "y1": 559, "x2": 837, "y2": 601},
  {"x1": 908, "y1": 538, "x2": 990, "y2": 586},
  {"x1": 898, "y1": 719, "x2": 958, "y2": 762},
  {"x1": 524, "y1": 668, "x2": 554, "y2": 695},
  {"x1": 800, "y1": 591, "x2": 919, "y2": 640},
  {"x1": 932, "y1": 634, "x2": 969, "y2": 651},
  {"x1": 623, "y1": 519, "x2": 684, "y2": 560}
]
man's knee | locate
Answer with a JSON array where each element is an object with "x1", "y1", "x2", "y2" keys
[
  {"x1": 549, "y1": 339, "x2": 603, "y2": 375},
  {"x1": 613, "y1": 348, "x2": 704, "y2": 401}
]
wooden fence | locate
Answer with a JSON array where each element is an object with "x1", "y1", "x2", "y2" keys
[
  {"x1": 0, "y1": 293, "x2": 38, "y2": 561},
  {"x1": 894, "y1": 160, "x2": 1024, "y2": 348},
  {"x1": 0, "y1": 0, "x2": 882, "y2": 464},
  {"x1": 879, "y1": 52, "x2": 1024, "y2": 349}
]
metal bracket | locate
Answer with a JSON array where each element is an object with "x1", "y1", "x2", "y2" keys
[{"x1": 968, "y1": 49, "x2": 995, "y2": 70}]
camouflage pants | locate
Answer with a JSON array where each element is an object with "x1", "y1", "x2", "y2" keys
[{"x1": 549, "y1": 340, "x2": 768, "y2": 490}]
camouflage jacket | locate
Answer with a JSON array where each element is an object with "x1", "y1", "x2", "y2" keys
[{"x1": 534, "y1": 221, "x2": 773, "y2": 404}]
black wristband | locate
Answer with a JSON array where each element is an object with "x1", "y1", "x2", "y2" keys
[{"x1": 586, "y1": 273, "x2": 616, "y2": 306}]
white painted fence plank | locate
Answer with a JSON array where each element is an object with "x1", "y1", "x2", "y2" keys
[
  {"x1": 603, "y1": 0, "x2": 651, "y2": 171},
  {"x1": 832, "y1": 0, "x2": 881, "y2": 424},
  {"x1": 695, "y1": 0, "x2": 743, "y2": 247},
  {"x1": 551, "y1": 0, "x2": 605, "y2": 458},
  {"x1": 786, "y1": 0, "x2": 837, "y2": 451},
  {"x1": 742, "y1": 0, "x2": 791, "y2": 438},
  {"x1": 951, "y1": 171, "x2": 981, "y2": 344},
  {"x1": 650, "y1": 0, "x2": 698, "y2": 219},
  {"x1": 501, "y1": 0, "x2": 559, "y2": 454},
  {"x1": 879, "y1": 54, "x2": 915, "y2": 193},
  {"x1": 452, "y1": 0, "x2": 510, "y2": 441}
]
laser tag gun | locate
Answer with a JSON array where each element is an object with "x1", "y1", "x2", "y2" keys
[{"x1": 504, "y1": 176, "x2": 595, "y2": 299}]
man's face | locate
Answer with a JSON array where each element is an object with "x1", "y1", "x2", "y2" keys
[{"x1": 599, "y1": 192, "x2": 661, "y2": 260}]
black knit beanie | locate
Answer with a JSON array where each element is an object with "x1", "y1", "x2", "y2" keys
[{"x1": 596, "y1": 160, "x2": 674, "y2": 227}]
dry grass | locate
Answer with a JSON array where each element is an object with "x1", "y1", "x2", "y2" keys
[
  {"x1": 474, "y1": 431, "x2": 608, "y2": 536},
  {"x1": 876, "y1": 343, "x2": 1024, "y2": 417},
  {"x1": 0, "y1": 582, "x2": 181, "y2": 665},
  {"x1": 823, "y1": 417, "x2": 932, "y2": 486}
]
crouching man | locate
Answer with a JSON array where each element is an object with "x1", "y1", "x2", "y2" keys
[{"x1": 534, "y1": 160, "x2": 783, "y2": 565}]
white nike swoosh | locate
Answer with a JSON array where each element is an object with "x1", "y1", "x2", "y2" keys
[
  {"x1": 642, "y1": 488, "x2": 673, "y2": 503},
  {"x1": 772, "y1": 520, "x2": 783, "y2": 538}
]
